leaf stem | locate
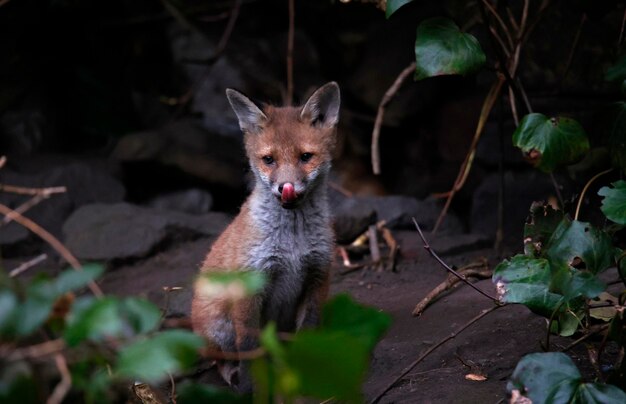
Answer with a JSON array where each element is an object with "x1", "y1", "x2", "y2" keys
[{"x1": 574, "y1": 168, "x2": 614, "y2": 221}]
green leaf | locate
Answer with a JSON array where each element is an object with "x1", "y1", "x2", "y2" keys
[
  {"x1": 120, "y1": 297, "x2": 161, "y2": 334},
  {"x1": 546, "y1": 218, "x2": 615, "y2": 274},
  {"x1": 285, "y1": 331, "x2": 368, "y2": 403},
  {"x1": 414, "y1": 17, "x2": 486, "y2": 81},
  {"x1": 116, "y1": 330, "x2": 204, "y2": 382},
  {"x1": 321, "y1": 294, "x2": 391, "y2": 350},
  {"x1": 600, "y1": 102, "x2": 626, "y2": 173},
  {"x1": 508, "y1": 352, "x2": 626, "y2": 403},
  {"x1": 64, "y1": 297, "x2": 123, "y2": 346},
  {"x1": 523, "y1": 202, "x2": 564, "y2": 256},
  {"x1": 55, "y1": 264, "x2": 104, "y2": 295},
  {"x1": 177, "y1": 382, "x2": 251, "y2": 404},
  {"x1": 493, "y1": 255, "x2": 563, "y2": 314},
  {"x1": 599, "y1": 180, "x2": 626, "y2": 225},
  {"x1": 0, "y1": 362, "x2": 38, "y2": 404},
  {"x1": 512, "y1": 113, "x2": 590, "y2": 173},
  {"x1": 195, "y1": 271, "x2": 266, "y2": 300},
  {"x1": 386, "y1": 0, "x2": 414, "y2": 18},
  {"x1": 0, "y1": 291, "x2": 18, "y2": 336}
]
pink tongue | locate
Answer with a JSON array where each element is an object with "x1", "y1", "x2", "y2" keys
[{"x1": 281, "y1": 183, "x2": 297, "y2": 203}]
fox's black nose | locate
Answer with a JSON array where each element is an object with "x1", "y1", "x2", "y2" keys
[{"x1": 278, "y1": 183, "x2": 284, "y2": 193}]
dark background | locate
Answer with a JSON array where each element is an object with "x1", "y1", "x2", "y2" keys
[{"x1": 1, "y1": 0, "x2": 624, "y2": 248}]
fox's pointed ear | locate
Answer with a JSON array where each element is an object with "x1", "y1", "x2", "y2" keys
[
  {"x1": 300, "y1": 82, "x2": 340, "y2": 128},
  {"x1": 226, "y1": 89, "x2": 267, "y2": 134}
]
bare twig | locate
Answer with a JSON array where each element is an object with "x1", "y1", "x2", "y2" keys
[
  {"x1": 0, "y1": 156, "x2": 6, "y2": 169},
  {"x1": 369, "y1": 305, "x2": 502, "y2": 404},
  {"x1": 433, "y1": 79, "x2": 504, "y2": 232},
  {"x1": 47, "y1": 354, "x2": 72, "y2": 404},
  {"x1": 0, "y1": 184, "x2": 66, "y2": 196},
  {"x1": 480, "y1": 0, "x2": 514, "y2": 49},
  {"x1": 9, "y1": 253, "x2": 48, "y2": 277},
  {"x1": 575, "y1": 168, "x2": 614, "y2": 221},
  {"x1": 368, "y1": 225, "x2": 381, "y2": 265},
  {"x1": 414, "y1": 219, "x2": 499, "y2": 303},
  {"x1": 169, "y1": 373, "x2": 177, "y2": 404},
  {"x1": 1, "y1": 194, "x2": 46, "y2": 227},
  {"x1": 0, "y1": 203, "x2": 103, "y2": 297},
  {"x1": 4, "y1": 338, "x2": 66, "y2": 361},
  {"x1": 286, "y1": 0, "x2": 295, "y2": 105},
  {"x1": 412, "y1": 262, "x2": 491, "y2": 316},
  {"x1": 371, "y1": 61, "x2": 416, "y2": 174}
]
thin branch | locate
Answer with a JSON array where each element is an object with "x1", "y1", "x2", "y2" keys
[
  {"x1": 508, "y1": 86, "x2": 519, "y2": 125},
  {"x1": 433, "y1": 78, "x2": 504, "y2": 232},
  {"x1": 480, "y1": 0, "x2": 514, "y2": 50},
  {"x1": 413, "y1": 219, "x2": 499, "y2": 303},
  {"x1": 47, "y1": 354, "x2": 72, "y2": 404},
  {"x1": 369, "y1": 305, "x2": 502, "y2": 404},
  {"x1": 9, "y1": 253, "x2": 48, "y2": 277},
  {"x1": 1, "y1": 194, "x2": 47, "y2": 227},
  {"x1": 169, "y1": 372, "x2": 178, "y2": 404},
  {"x1": 371, "y1": 61, "x2": 416, "y2": 174},
  {"x1": 4, "y1": 338, "x2": 66, "y2": 361},
  {"x1": 0, "y1": 184, "x2": 66, "y2": 196},
  {"x1": 286, "y1": 0, "x2": 295, "y2": 105},
  {"x1": 0, "y1": 156, "x2": 6, "y2": 169},
  {"x1": 0, "y1": 203, "x2": 103, "y2": 297},
  {"x1": 412, "y1": 262, "x2": 491, "y2": 316},
  {"x1": 574, "y1": 168, "x2": 614, "y2": 221}
]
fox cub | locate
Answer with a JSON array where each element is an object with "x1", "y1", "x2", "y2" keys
[{"x1": 191, "y1": 82, "x2": 340, "y2": 390}]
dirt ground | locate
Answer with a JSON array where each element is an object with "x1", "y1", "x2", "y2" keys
[{"x1": 97, "y1": 229, "x2": 584, "y2": 403}]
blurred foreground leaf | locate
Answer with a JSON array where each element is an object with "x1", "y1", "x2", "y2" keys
[
  {"x1": 599, "y1": 180, "x2": 626, "y2": 225},
  {"x1": 386, "y1": 0, "x2": 414, "y2": 18}
]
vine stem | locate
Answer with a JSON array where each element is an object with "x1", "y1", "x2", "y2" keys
[
  {"x1": 413, "y1": 218, "x2": 500, "y2": 303},
  {"x1": 369, "y1": 305, "x2": 502, "y2": 404},
  {"x1": 549, "y1": 172, "x2": 564, "y2": 209},
  {"x1": 371, "y1": 61, "x2": 416, "y2": 174},
  {"x1": 574, "y1": 168, "x2": 614, "y2": 221}
]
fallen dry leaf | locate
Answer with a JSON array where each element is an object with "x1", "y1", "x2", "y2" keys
[{"x1": 464, "y1": 373, "x2": 487, "y2": 381}]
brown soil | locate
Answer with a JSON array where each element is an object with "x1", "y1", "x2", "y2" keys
[{"x1": 97, "y1": 230, "x2": 585, "y2": 403}]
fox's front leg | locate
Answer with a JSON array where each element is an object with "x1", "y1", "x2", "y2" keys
[
  {"x1": 231, "y1": 295, "x2": 262, "y2": 392},
  {"x1": 296, "y1": 270, "x2": 330, "y2": 329}
]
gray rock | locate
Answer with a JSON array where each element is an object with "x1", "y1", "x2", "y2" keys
[
  {"x1": 63, "y1": 203, "x2": 231, "y2": 260},
  {"x1": 424, "y1": 232, "x2": 492, "y2": 256},
  {"x1": 0, "y1": 161, "x2": 125, "y2": 247},
  {"x1": 148, "y1": 188, "x2": 213, "y2": 215},
  {"x1": 332, "y1": 197, "x2": 377, "y2": 244}
]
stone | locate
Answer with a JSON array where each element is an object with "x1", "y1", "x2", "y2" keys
[
  {"x1": 148, "y1": 188, "x2": 213, "y2": 215},
  {"x1": 0, "y1": 160, "x2": 125, "y2": 248},
  {"x1": 63, "y1": 203, "x2": 231, "y2": 260}
]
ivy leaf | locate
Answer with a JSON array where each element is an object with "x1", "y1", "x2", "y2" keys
[
  {"x1": 523, "y1": 202, "x2": 564, "y2": 256},
  {"x1": 284, "y1": 331, "x2": 368, "y2": 403},
  {"x1": 512, "y1": 113, "x2": 590, "y2": 172},
  {"x1": 120, "y1": 297, "x2": 161, "y2": 334},
  {"x1": 386, "y1": 0, "x2": 414, "y2": 18},
  {"x1": 599, "y1": 180, "x2": 626, "y2": 225},
  {"x1": 321, "y1": 294, "x2": 391, "y2": 351},
  {"x1": 55, "y1": 264, "x2": 103, "y2": 295},
  {"x1": 546, "y1": 218, "x2": 615, "y2": 274},
  {"x1": 493, "y1": 255, "x2": 563, "y2": 315},
  {"x1": 508, "y1": 352, "x2": 626, "y2": 403},
  {"x1": 414, "y1": 18, "x2": 486, "y2": 81},
  {"x1": 64, "y1": 297, "x2": 124, "y2": 346},
  {"x1": 116, "y1": 330, "x2": 204, "y2": 382}
]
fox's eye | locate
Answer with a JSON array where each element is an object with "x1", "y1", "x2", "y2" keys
[
  {"x1": 262, "y1": 156, "x2": 274, "y2": 165},
  {"x1": 300, "y1": 153, "x2": 313, "y2": 163}
]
